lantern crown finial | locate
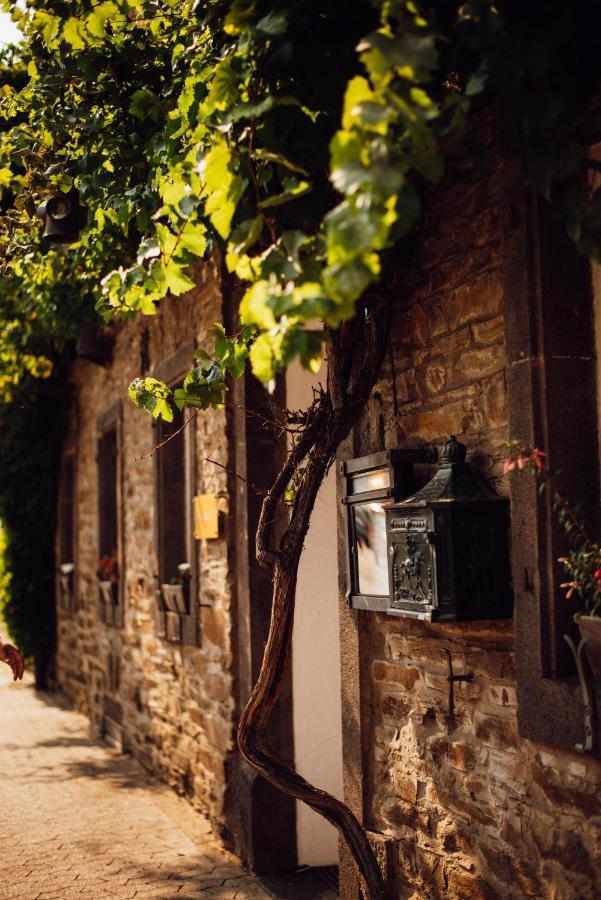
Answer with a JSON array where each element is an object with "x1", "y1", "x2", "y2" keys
[{"x1": 440, "y1": 435, "x2": 467, "y2": 466}]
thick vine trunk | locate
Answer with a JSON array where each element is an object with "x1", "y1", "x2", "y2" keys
[{"x1": 238, "y1": 301, "x2": 390, "y2": 899}]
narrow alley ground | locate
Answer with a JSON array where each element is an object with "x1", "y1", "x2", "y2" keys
[{"x1": 0, "y1": 666, "x2": 271, "y2": 900}]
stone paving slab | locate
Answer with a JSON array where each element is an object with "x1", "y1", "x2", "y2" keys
[{"x1": 0, "y1": 666, "x2": 271, "y2": 900}]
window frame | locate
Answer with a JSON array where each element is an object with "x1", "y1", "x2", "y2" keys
[
  {"x1": 96, "y1": 403, "x2": 124, "y2": 628},
  {"x1": 501, "y1": 163, "x2": 601, "y2": 753},
  {"x1": 152, "y1": 343, "x2": 199, "y2": 646}
]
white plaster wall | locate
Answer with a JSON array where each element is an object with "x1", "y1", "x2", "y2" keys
[{"x1": 287, "y1": 359, "x2": 344, "y2": 867}]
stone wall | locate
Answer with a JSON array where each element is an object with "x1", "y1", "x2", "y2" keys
[
  {"x1": 56, "y1": 258, "x2": 236, "y2": 830},
  {"x1": 340, "y1": 123, "x2": 601, "y2": 898}
]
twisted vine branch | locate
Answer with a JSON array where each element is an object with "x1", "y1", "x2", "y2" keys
[{"x1": 238, "y1": 297, "x2": 391, "y2": 899}]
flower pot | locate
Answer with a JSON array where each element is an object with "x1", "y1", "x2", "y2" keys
[
  {"x1": 161, "y1": 583, "x2": 187, "y2": 614},
  {"x1": 576, "y1": 615, "x2": 601, "y2": 680},
  {"x1": 99, "y1": 580, "x2": 117, "y2": 605}
]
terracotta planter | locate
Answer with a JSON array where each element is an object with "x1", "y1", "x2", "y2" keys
[{"x1": 576, "y1": 615, "x2": 601, "y2": 680}]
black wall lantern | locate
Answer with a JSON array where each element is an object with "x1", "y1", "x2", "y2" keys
[
  {"x1": 386, "y1": 436, "x2": 513, "y2": 621},
  {"x1": 36, "y1": 188, "x2": 87, "y2": 245},
  {"x1": 341, "y1": 447, "x2": 436, "y2": 612}
]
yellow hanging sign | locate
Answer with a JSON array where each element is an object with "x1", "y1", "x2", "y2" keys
[{"x1": 193, "y1": 493, "x2": 220, "y2": 540}]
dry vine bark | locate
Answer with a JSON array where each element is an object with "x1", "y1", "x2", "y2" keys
[{"x1": 237, "y1": 296, "x2": 391, "y2": 900}]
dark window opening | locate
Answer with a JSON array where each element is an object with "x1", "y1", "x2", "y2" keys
[
  {"x1": 156, "y1": 406, "x2": 189, "y2": 595},
  {"x1": 98, "y1": 422, "x2": 122, "y2": 626},
  {"x1": 58, "y1": 453, "x2": 76, "y2": 612},
  {"x1": 98, "y1": 426, "x2": 118, "y2": 561},
  {"x1": 59, "y1": 455, "x2": 75, "y2": 565},
  {"x1": 154, "y1": 394, "x2": 198, "y2": 646}
]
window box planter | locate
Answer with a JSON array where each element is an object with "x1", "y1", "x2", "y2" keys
[
  {"x1": 98, "y1": 580, "x2": 121, "y2": 627},
  {"x1": 99, "y1": 580, "x2": 117, "y2": 606},
  {"x1": 161, "y1": 583, "x2": 188, "y2": 614},
  {"x1": 576, "y1": 616, "x2": 601, "y2": 681},
  {"x1": 58, "y1": 562, "x2": 75, "y2": 611}
]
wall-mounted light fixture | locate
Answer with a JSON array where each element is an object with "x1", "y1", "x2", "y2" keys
[
  {"x1": 386, "y1": 436, "x2": 513, "y2": 621},
  {"x1": 341, "y1": 447, "x2": 436, "y2": 612},
  {"x1": 36, "y1": 188, "x2": 87, "y2": 245}
]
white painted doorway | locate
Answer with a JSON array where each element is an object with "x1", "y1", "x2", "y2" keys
[{"x1": 287, "y1": 360, "x2": 345, "y2": 867}]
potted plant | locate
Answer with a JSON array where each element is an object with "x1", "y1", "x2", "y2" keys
[
  {"x1": 504, "y1": 443, "x2": 601, "y2": 678},
  {"x1": 58, "y1": 561, "x2": 75, "y2": 610},
  {"x1": 161, "y1": 562, "x2": 190, "y2": 614},
  {"x1": 97, "y1": 554, "x2": 119, "y2": 606}
]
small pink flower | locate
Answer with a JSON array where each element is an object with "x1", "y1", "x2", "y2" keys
[
  {"x1": 517, "y1": 455, "x2": 527, "y2": 470},
  {"x1": 503, "y1": 459, "x2": 516, "y2": 475}
]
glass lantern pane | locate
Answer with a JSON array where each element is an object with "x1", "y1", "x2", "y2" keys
[
  {"x1": 350, "y1": 467, "x2": 390, "y2": 495},
  {"x1": 353, "y1": 501, "x2": 389, "y2": 596}
]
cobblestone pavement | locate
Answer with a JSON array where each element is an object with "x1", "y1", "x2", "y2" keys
[{"x1": 0, "y1": 666, "x2": 271, "y2": 900}]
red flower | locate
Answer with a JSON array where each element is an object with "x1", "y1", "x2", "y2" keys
[
  {"x1": 594, "y1": 568, "x2": 601, "y2": 582},
  {"x1": 97, "y1": 555, "x2": 118, "y2": 581},
  {"x1": 529, "y1": 448, "x2": 546, "y2": 470}
]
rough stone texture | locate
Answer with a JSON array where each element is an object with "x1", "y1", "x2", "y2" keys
[
  {"x1": 56, "y1": 259, "x2": 236, "y2": 833},
  {"x1": 0, "y1": 667, "x2": 270, "y2": 899},
  {"x1": 341, "y1": 118, "x2": 601, "y2": 898}
]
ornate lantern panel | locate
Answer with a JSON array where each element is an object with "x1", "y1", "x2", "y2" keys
[{"x1": 385, "y1": 436, "x2": 513, "y2": 621}]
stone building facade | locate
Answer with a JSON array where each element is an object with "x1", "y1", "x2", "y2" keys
[
  {"x1": 56, "y1": 118, "x2": 601, "y2": 899},
  {"x1": 56, "y1": 258, "x2": 236, "y2": 827},
  {"x1": 336, "y1": 122, "x2": 601, "y2": 899}
]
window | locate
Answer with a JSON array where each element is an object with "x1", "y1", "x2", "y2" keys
[
  {"x1": 153, "y1": 345, "x2": 198, "y2": 645},
  {"x1": 501, "y1": 176, "x2": 601, "y2": 752},
  {"x1": 97, "y1": 409, "x2": 122, "y2": 627},
  {"x1": 157, "y1": 405, "x2": 188, "y2": 588},
  {"x1": 57, "y1": 451, "x2": 76, "y2": 612}
]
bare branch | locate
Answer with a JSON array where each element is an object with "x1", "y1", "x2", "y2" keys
[
  {"x1": 129, "y1": 408, "x2": 199, "y2": 462},
  {"x1": 205, "y1": 452, "x2": 268, "y2": 498}
]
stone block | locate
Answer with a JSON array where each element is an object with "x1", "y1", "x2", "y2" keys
[
  {"x1": 201, "y1": 607, "x2": 228, "y2": 648},
  {"x1": 372, "y1": 661, "x2": 420, "y2": 690},
  {"x1": 452, "y1": 347, "x2": 504, "y2": 385},
  {"x1": 446, "y1": 867, "x2": 493, "y2": 900},
  {"x1": 471, "y1": 315, "x2": 504, "y2": 347},
  {"x1": 391, "y1": 771, "x2": 419, "y2": 804},
  {"x1": 448, "y1": 741, "x2": 477, "y2": 772},
  {"x1": 380, "y1": 692, "x2": 412, "y2": 722},
  {"x1": 474, "y1": 713, "x2": 518, "y2": 753}
]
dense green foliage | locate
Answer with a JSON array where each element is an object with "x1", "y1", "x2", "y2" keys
[
  {"x1": 0, "y1": 369, "x2": 68, "y2": 665},
  {"x1": 0, "y1": 1, "x2": 601, "y2": 667},
  {"x1": 0, "y1": 1, "x2": 598, "y2": 412}
]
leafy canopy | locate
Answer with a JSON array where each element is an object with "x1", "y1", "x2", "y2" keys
[{"x1": 0, "y1": 0, "x2": 600, "y2": 419}]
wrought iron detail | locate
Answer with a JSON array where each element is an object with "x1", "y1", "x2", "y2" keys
[
  {"x1": 389, "y1": 516, "x2": 428, "y2": 532},
  {"x1": 441, "y1": 648, "x2": 474, "y2": 717},
  {"x1": 391, "y1": 536, "x2": 433, "y2": 607},
  {"x1": 564, "y1": 634, "x2": 596, "y2": 754}
]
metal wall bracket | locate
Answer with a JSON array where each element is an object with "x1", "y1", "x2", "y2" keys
[
  {"x1": 441, "y1": 648, "x2": 474, "y2": 717},
  {"x1": 564, "y1": 634, "x2": 596, "y2": 754}
]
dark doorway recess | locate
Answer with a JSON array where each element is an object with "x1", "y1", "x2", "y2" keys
[{"x1": 224, "y1": 367, "x2": 297, "y2": 874}]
